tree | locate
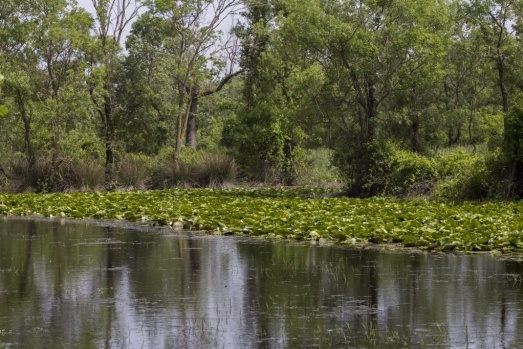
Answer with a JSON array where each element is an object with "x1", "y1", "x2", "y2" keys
[
  {"x1": 465, "y1": 0, "x2": 520, "y2": 115},
  {"x1": 120, "y1": 12, "x2": 173, "y2": 154},
  {"x1": 142, "y1": 0, "x2": 244, "y2": 162},
  {"x1": 121, "y1": 2, "x2": 243, "y2": 156},
  {"x1": 441, "y1": 2, "x2": 500, "y2": 148},
  {"x1": 0, "y1": 74, "x2": 6, "y2": 117},
  {"x1": 0, "y1": 0, "x2": 96, "y2": 190},
  {"x1": 0, "y1": 0, "x2": 39, "y2": 172},
  {"x1": 461, "y1": 0, "x2": 523, "y2": 197},
  {"x1": 88, "y1": 0, "x2": 142, "y2": 183},
  {"x1": 225, "y1": 0, "x2": 307, "y2": 184},
  {"x1": 30, "y1": 0, "x2": 93, "y2": 166},
  {"x1": 233, "y1": 0, "x2": 451, "y2": 191}
]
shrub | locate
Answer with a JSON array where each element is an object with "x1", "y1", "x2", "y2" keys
[
  {"x1": 7, "y1": 157, "x2": 42, "y2": 192},
  {"x1": 334, "y1": 140, "x2": 437, "y2": 197},
  {"x1": 4, "y1": 156, "x2": 104, "y2": 193},
  {"x1": 116, "y1": 153, "x2": 153, "y2": 189},
  {"x1": 194, "y1": 152, "x2": 238, "y2": 187},
  {"x1": 334, "y1": 138, "x2": 510, "y2": 200},
  {"x1": 332, "y1": 139, "x2": 384, "y2": 197},
  {"x1": 150, "y1": 161, "x2": 177, "y2": 189},
  {"x1": 7, "y1": 156, "x2": 58, "y2": 192},
  {"x1": 382, "y1": 147, "x2": 436, "y2": 197},
  {"x1": 296, "y1": 148, "x2": 341, "y2": 185},
  {"x1": 151, "y1": 149, "x2": 238, "y2": 188},
  {"x1": 432, "y1": 147, "x2": 506, "y2": 200},
  {"x1": 68, "y1": 159, "x2": 105, "y2": 191}
]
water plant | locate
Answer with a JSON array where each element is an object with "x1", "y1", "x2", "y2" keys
[{"x1": 0, "y1": 187, "x2": 523, "y2": 255}]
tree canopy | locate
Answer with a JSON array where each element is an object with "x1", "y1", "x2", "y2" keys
[{"x1": 1, "y1": 0, "x2": 523, "y2": 198}]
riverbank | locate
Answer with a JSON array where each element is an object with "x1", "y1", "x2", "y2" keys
[{"x1": 1, "y1": 187, "x2": 522, "y2": 256}]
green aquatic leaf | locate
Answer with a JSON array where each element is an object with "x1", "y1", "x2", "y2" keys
[{"x1": 1, "y1": 188, "x2": 523, "y2": 256}]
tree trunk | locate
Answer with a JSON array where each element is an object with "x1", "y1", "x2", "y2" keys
[
  {"x1": 515, "y1": 162, "x2": 523, "y2": 199},
  {"x1": 16, "y1": 91, "x2": 35, "y2": 171},
  {"x1": 186, "y1": 86, "x2": 198, "y2": 149},
  {"x1": 448, "y1": 127, "x2": 461, "y2": 147},
  {"x1": 103, "y1": 93, "x2": 115, "y2": 184},
  {"x1": 173, "y1": 93, "x2": 192, "y2": 162},
  {"x1": 46, "y1": 53, "x2": 62, "y2": 169},
  {"x1": 0, "y1": 163, "x2": 11, "y2": 179},
  {"x1": 366, "y1": 79, "x2": 377, "y2": 141},
  {"x1": 505, "y1": 160, "x2": 523, "y2": 199},
  {"x1": 411, "y1": 115, "x2": 421, "y2": 153},
  {"x1": 282, "y1": 140, "x2": 297, "y2": 186},
  {"x1": 174, "y1": 71, "x2": 244, "y2": 162},
  {"x1": 498, "y1": 60, "x2": 509, "y2": 114}
]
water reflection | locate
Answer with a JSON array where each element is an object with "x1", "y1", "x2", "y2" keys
[{"x1": 0, "y1": 217, "x2": 522, "y2": 348}]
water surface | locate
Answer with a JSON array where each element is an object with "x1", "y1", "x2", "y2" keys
[{"x1": 0, "y1": 217, "x2": 522, "y2": 348}]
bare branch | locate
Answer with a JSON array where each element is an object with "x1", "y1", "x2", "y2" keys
[
  {"x1": 200, "y1": 69, "x2": 245, "y2": 97},
  {"x1": 91, "y1": 0, "x2": 143, "y2": 45}
]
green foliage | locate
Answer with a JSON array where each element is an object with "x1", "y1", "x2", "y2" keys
[
  {"x1": 332, "y1": 139, "x2": 384, "y2": 197},
  {"x1": 224, "y1": 101, "x2": 304, "y2": 185},
  {"x1": 296, "y1": 148, "x2": 341, "y2": 184},
  {"x1": 381, "y1": 147, "x2": 437, "y2": 197},
  {"x1": 504, "y1": 101, "x2": 523, "y2": 163},
  {"x1": 60, "y1": 130, "x2": 105, "y2": 161},
  {"x1": 430, "y1": 147, "x2": 506, "y2": 200},
  {"x1": 335, "y1": 140, "x2": 508, "y2": 200},
  {"x1": 196, "y1": 81, "x2": 243, "y2": 151},
  {"x1": 334, "y1": 141, "x2": 438, "y2": 197},
  {"x1": 470, "y1": 108, "x2": 504, "y2": 148}
]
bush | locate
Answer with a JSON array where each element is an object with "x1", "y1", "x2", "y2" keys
[
  {"x1": 296, "y1": 148, "x2": 341, "y2": 184},
  {"x1": 195, "y1": 152, "x2": 238, "y2": 186},
  {"x1": 68, "y1": 159, "x2": 105, "y2": 191},
  {"x1": 116, "y1": 153, "x2": 153, "y2": 189},
  {"x1": 334, "y1": 140, "x2": 437, "y2": 197},
  {"x1": 4, "y1": 156, "x2": 104, "y2": 193},
  {"x1": 7, "y1": 156, "x2": 60, "y2": 192},
  {"x1": 151, "y1": 149, "x2": 238, "y2": 188},
  {"x1": 332, "y1": 139, "x2": 383, "y2": 197},
  {"x1": 432, "y1": 147, "x2": 506, "y2": 200},
  {"x1": 334, "y1": 137, "x2": 509, "y2": 200},
  {"x1": 382, "y1": 147, "x2": 437, "y2": 197}
]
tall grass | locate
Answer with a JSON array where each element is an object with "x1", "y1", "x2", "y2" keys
[
  {"x1": 1, "y1": 150, "x2": 238, "y2": 192},
  {"x1": 116, "y1": 153, "x2": 153, "y2": 189},
  {"x1": 69, "y1": 159, "x2": 105, "y2": 191},
  {"x1": 4, "y1": 157, "x2": 104, "y2": 193},
  {"x1": 151, "y1": 151, "x2": 238, "y2": 189}
]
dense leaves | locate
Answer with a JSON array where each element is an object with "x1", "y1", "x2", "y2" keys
[
  {"x1": 2, "y1": 0, "x2": 523, "y2": 197},
  {"x1": 1, "y1": 188, "x2": 522, "y2": 255}
]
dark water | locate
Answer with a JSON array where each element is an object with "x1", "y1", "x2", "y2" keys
[{"x1": 1, "y1": 218, "x2": 523, "y2": 348}]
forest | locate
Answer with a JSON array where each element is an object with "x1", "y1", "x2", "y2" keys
[{"x1": 2, "y1": 0, "x2": 523, "y2": 200}]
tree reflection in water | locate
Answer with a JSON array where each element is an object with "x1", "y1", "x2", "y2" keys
[{"x1": 0, "y1": 217, "x2": 522, "y2": 348}]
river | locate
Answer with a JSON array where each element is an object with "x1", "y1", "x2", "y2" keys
[{"x1": 0, "y1": 217, "x2": 522, "y2": 348}]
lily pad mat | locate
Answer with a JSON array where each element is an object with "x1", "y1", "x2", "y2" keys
[{"x1": 0, "y1": 187, "x2": 522, "y2": 254}]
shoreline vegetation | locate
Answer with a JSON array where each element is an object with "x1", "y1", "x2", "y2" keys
[
  {"x1": 1, "y1": 187, "x2": 522, "y2": 258},
  {"x1": 5, "y1": 0, "x2": 523, "y2": 205},
  {"x1": 5, "y1": 0, "x2": 523, "y2": 265}
]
